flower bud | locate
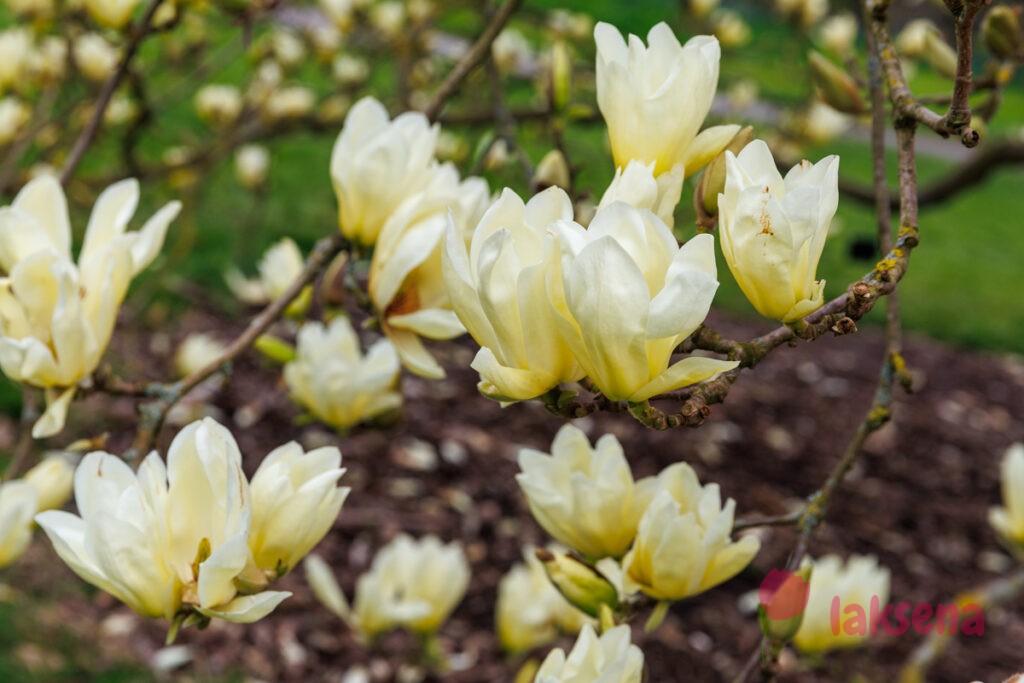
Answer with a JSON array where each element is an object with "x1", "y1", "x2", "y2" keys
[
  {"x1": 990, "y1": 443, "x2": 1024, "y2": 549},
  {"x1": 983, "y1": 5, "x2": 1022, "y2": 60},
  {"x1": 696, "y1": 125, "x2": 754, "y2": 218},
  {"x1": 533, "y1": 149, "x2": 571, "y2": 190},
  {"x1": 536, "y1": 549, "x2": 619, "y2": 618},
  {"x1": 195, "y1": 84, "x2": 244, "y2": 127},
  {"x1": 818, "y1": 12, "x2": 858, "y2": 56},
  {"x1": 0, "y1": 97, "x2": 29, "y2": 146},
  {"x1": 23, "y1": 455, "x2": 75, "y2": 512},
  {"x1": 757, "y1": 564, "x2": 812, "y2": 643},
  {"x1": 84, "y1": 0, "x2": 139, "y2": 29},
  {"x1": 175, "y1": 333, "x2": 228, "y2": 378},
  {"x1": 808, "y1": 50, "x2": 865, "y2": 114},
  {"x1": 793, "y1": 554, "x2": 890, "y2": 652},
  {"x1": 74, "y1": 33, "x2": 119, "y2": 82},
  {"x1": 922, "y1": 30, "x2": 958, "y2": 79},
  {"x1": 0, "y1": 480, "x2": 37, "y2": 568},
  {"x1": 549, "y1": 40, "x2": 572, "y2": 112}
]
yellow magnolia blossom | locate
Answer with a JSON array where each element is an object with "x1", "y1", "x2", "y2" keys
[
  {"x1": 368, "y1": 163, "x2": 490, "y2": 378},
  {"x1": 594, "y1": 21, "x2": 738, "y2": 177},
  {"x1": 225, "y1": 237, "x2": 305, "y2": 306},
  {"x1": 84, "y1": 0, "x2": 139, "y2": 28},
  {"x1": 23, "y1": 455, "x2": 75, "y2": 512},
  {"x1": 534, "y1": 624, "x2": 644, "y2": 683},
  {"x1": 549, "y1": 202, "x2": 737, "y2": 402},
  {"x1": 0, "y1": 479, "x2": 37, "y2": 568},
  {"x1": 623, "y1": 463, "x2": 760, "y2": 601},
  {"x1": 352, "y1": 533, "x2": 469, "y2": 638},
  {"x1": 283, "y1": 317, "x2": 402, "y2": 430},
  {"x1": 597, "y1": 159, "x2": 684, "y2": 229},
  {"x1": 330, "y1": 97, "x2": 439, "y2": 246},
  {"x1": 442, "y1": 187, "x2": 583, "y2": 401},
  {"x1": 794, "y1": 554, "x2": 891, "y2": 653},
  {"x1": 0, "y1": 175, "x2": 178, "y2": 437},
  {"x1": 990, "y1": 443, "x2": 1024, "y2": 545},
  {"x1": 194, "y1": 84, "x2": 243, "y2": 128},
  {"x1": 516, "y1": 424, "x2": 656, "y2": 560},
  {"x1": 496, "y1": 546, "x2": 591, "y2": 654},
  {"x1": 718, "y1": 139, "x2": 839, "y2": 322},
  {"x1": 35, "y1": 418, "x2": 346, "y2": 625}
]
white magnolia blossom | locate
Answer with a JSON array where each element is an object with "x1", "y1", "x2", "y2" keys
[
  {"x1": 175, "y1": 333, "x2": 228, "y2": 378},
  {"x1": 534, "y1": 624, "x2": 644, "y2": 683},
  {"x1": 368, "y1": 163, "x2": 490, "y2": 378},
  {"x1": 718, "y1": 139, "x2": 839, "y2": 322},
  {"x1": 30, "y1": 36, "x2": 68, "y2": 84},
  {"x1": 819, "y1": 12, "x2": 859, "y2": 55},
  {"x1": 74, "y1": 33, "x2": 120, "y2": 83},
  {"x1": 0, "y1": 29, "x2": 32, "y2": 93},
  {"x1": 516, "y1": 424, "x2": 656, "y2": 559},
  {"x1": 235, "y1": 144, "x2": 270, "y2": 189},
  {"x1": 35, "y1": 418, "x2": 346, "y2": 624},
  {"x1": 794, "y1": 554, "x2": 891, "y2": 652},
  {"x1": 598, "y1": 160, "x2": 684, "y2": 228},
  {"x1": 442, "y1": 187, "x2": 583, "y2": 401},
  {"x1": 0, "y1": 479, "x2": 37, "y2": 568},
  {"x1": 332, "y1": 54, "x2": 370, "y2": 86},
  {"x1": 622, "y1": 463, "x2": 760, "y2": 601},
  {"x1": 263, "y1": 86, "x2": 316, "y2": 121},
  {"x1": 84, "y1": 0, "x2": 139, "y2": 28},
  {"x1": 352, "y1": 534, "x2": 470, "y2": 638},
  {"x1": 990, "y1": 443, "x2": 1024, "y2": 546},
  {"x1": 0, "y1": 175, "x2": 178, "y2": 437},
  {"x1": 23, "y1": 454, "x2": 75, "y2": 512},
  {"x1": 195, "y1": 84, "x2": 244, "y2": 127},
  {"x1": 284, "y1": 317, "x2": 402, "y2": 431},
  {"x1": 549, "y1": 202, "x2": 737, "y2": 402},
  {"x1": 595, "y1": 21, "x2": 738, "y2": 177},
  {"x1": 496, "y1": 546, "x2": 591, "y2": 654},
  {"x1": 330, "y1": 96, "x2": 439, "y2": 246},
  {"x1": 225, "y1": 237, "x2": 305, "y2": 306},
  {"x1": 0, "y1": 97, "x2": 29, "y2": 146}
]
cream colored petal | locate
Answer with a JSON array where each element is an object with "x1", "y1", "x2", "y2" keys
[
  {"x1": 129, "y1": 201, "x2": 180, "y2": 276},
  {"x1": 471, "y1": 347, "x2": 560, "y2": 401},
  {"x1": 80, "y1": 179, "x2": 139, "y2": 267},
  {"x1": 197, "y1": 591, "x2": 291, "y2": 624},
  {"x1": 681, "y1": 124, "x2": 741, "y2": 178},
  {"x1": 386, "y1": 327, "x2": 444, "y2": 379},
  {"x1": 11, "y1": 175, "x2": 71, "y2": 258},
  {"x1": 197, "y1": 531, "x2": 248, "y2": 609},
  {"x1": 32, "y1": 386, "x2": 76, "y2": 438},
  {"x1": 628, "y1": 357, "x2": 738, "y2": 402}
]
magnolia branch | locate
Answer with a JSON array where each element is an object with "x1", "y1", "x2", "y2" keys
[
  {"x1": 121, "y1": 232, "x2": 349, "y2": 462},
  {"x1": 58, "y1": 0, "x2": 165, "y2": 186},
  {"x1": 422, "y1": 0, "x2": 523, "y2": 122}
]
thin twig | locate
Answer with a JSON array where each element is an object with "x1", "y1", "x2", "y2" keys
[
  {"x1": 123, "y1": 232, "x2": 349, "y2": 461},
  {"x1": 421, "y1": 0, "x2": 523, "y2": 122},
  {"x1": 58, "y1": 0, "x2": 164, "y2": 186}
]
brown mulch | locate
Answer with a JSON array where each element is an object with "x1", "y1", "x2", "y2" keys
[{"x1": 5, "y1": 307, "x2": 1024, "y2": 682}]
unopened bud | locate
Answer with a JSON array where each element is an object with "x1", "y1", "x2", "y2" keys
[
  {"x1": 536, "y1": 549, "x2": 619, "y2": 618},
  {"x1": 983, "y1": 5, "x2": 1023, "y2": 60},
  {"x1": 533, "y1": 149, "x2": 571, "y2": 190},
  {"x1": 697, "y1": 125, "x2": 754, "y2": 217},
  {"x1": 550, "y1": 40, "x2": 572, "y2": 112},
  {"x1": 254, "y1": 334, "x2": 296, "y2": 364},
  {"x1": 808, "y1": 50, "x2": 865, "y2": 114},
  {"x1": 923, "y1": 31, "x2": 958, "y2": 79},
  {"x1": 758, "y1": 564, "x2": 813, "y2": 643}
]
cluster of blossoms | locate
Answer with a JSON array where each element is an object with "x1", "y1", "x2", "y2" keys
[{"x1": 35, "y1": 418, "x2": 348, "y2": 627}]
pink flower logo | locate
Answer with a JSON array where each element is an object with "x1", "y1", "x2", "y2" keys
[{"x1": 759, "y1": 568, "x2": 811, "y2": 621}]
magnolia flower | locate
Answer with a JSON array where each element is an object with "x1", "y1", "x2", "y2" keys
[
  {"x1": 534, "y1": 624, "x2": 644, "y2": 683},
  {"x1": 36, "y1": 419, "x2": 345, "y2": 626},
  {"x1": 549, "y1": 202, "x2": 737, "y2": 402},
  {"x1": 35, "y1": 419, "x2": 307, "y2": 623},
  {"x1": 235, "y1": 144, "x2": 270, "y2": 189},
  {"x1": 819, "y1": 12, "x2": 858, "y2": 55},
  {"x1": 332, "y1": 55, "x2": 370, "y2": 86},
  {"x1": 84, "y1": 0, "x2": 139, "y2": 28},
  {"x1": 990, "y1": 443, "x2": 1024, "y2": 546},
  {"x1": 271, "y1": 30, "x2": 306, "y2": 68},
  {"x1": 30, "y1": 36, "x2": 68, "y2": 84},
  {"x1": 330, "y1": 96, "x2": 439, "y2": 246},
  {"x1": 623, "y1": 463, "x2": 760, "y2": 601},
  {"x1": 368, "y1": 163, "x2": 490, "y2": 378},
  {"x1": 5, "y1": 0, "x2": 53, "y2": 15},
  {"x1": 320, "y1": 0, "x2": 354, "y2": 31},
  {"x1": 793, "y1": 554, "x2": 890, "y2": 652},
  {"x1": 0, "y1": 480, "x2": 37, "y2": 568},
  {"x1": 195, "y1": 84, "x2": 244, "y2": 127},
  {"x1": 352, "y1": 534, "x2": 469, "y2": 638},
  {"x1": 595, "y1": 21, "x2": 738, "y2": 177},
  {"x1": 442, "y1": 187, "x2": 583, "y2": 401},
  {"x1": 225, "y1": 238, "x2": 305, "y2": 306},
  {"x1": 369, "y1": 1, "x2": 405, "y2": 38},
  {"x1": 248, "y1": 441, "x2": 349, "y2": 576},
  {"x1": 283, "y1": 317, "x2": 402, "y2": 431},
  {"x1": 23, "y1": 454, "x2": 75, "y2": 511},
  {"x1": 597, "y1": 160, "x2": 683, "y2": 228},
  {"x1": 516, "y1": 424, "x2": 656, "y2": 559},
  {"x1": 0, "y1": 29, "x2": 32, "y2": 92},
  {"x1": 74, "y1": 33, "x2": 119, "y2": 82},
  {"x1": 496, "y1": 546, "x2": 591, "y2": 653},
  {"x1": 0, "y1": 176, "x2": 178, "y2": 437},
  {"x1": 263, "y1": 86, "x2": 316, "y2": 121},
  {"x1": 718, "y1": 139, "x2": 839, "y2": 322},
  {"x1": 175, "y1": 333, "x2": 228, "y2": 378},
  {"x1": 0, "y1": 97, "x2": 29, "y2": 146}
]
